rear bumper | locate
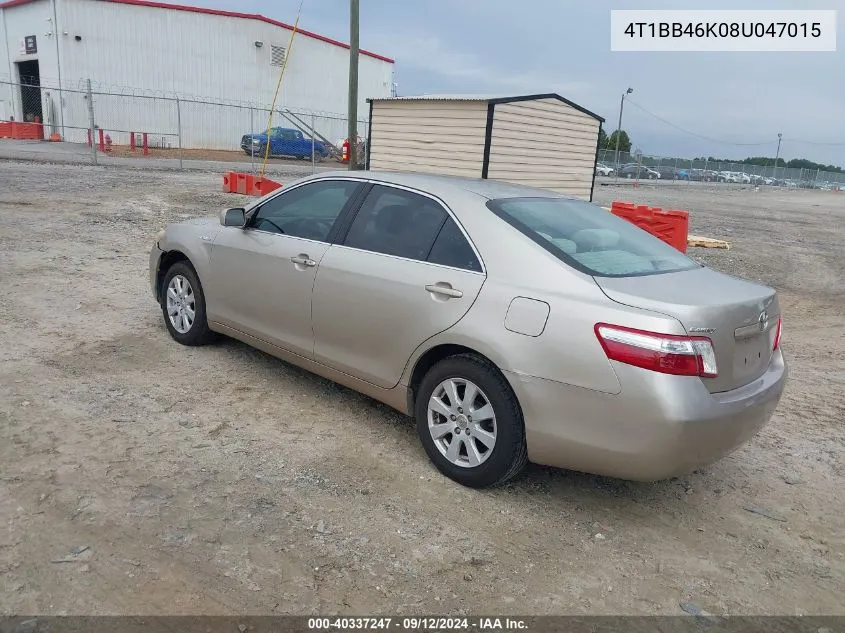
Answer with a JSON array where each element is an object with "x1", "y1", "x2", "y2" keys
[{"x1": 505, "y1": 350, "x2": 787, "y2": 481}]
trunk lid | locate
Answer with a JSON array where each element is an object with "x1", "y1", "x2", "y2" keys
[{"x1": 595, "y1": 267, "x2": 779, "y2": 393}]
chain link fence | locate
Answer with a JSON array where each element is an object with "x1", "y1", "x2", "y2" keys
[
  {"x1": 0, "y1": 74, "x2": 368, "y2": 171},
  {"x1": 597, "y1": 148, "x2": 845, "y2": 190},
  {"x1": 1, "y1": 73, "x2": 842, "y2": 187}
]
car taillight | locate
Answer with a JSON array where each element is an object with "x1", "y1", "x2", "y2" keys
[
  {"x1": 773, "y1": 317, "x2": 782, "y2": 350},
  {"x1": 594, "y1": 323, "x2": 718, "y2": 378}
]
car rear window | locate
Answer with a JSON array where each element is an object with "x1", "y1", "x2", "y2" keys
[{"x1": 486, "y1": 197, "x2": 701, "y2": 278}]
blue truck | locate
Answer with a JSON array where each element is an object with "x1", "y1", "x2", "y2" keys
[{"x1": 241, "y1": 127, "x2": 330, "y2": 161}]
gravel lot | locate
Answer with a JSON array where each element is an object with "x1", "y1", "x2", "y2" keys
[{"x1": 1, "y1": 162, "x2": 843, "y2": 616}]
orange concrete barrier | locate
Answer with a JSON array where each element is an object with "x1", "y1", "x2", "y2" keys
[
  {"x1": 252, "y1": 177, "x2": 282, "y2": 196},
  {"x1": 0, "y1": 120, "x2": 44, "y2": 140},
  {"x1": 610, "y1": 200, "x2": 690, "y2": 253},
  {"x1": 223, "y1": 172, "x2": 282, "y2": 196},
  {"x1": 234, "y1": 172, "x2": 252, "y2": 195}
]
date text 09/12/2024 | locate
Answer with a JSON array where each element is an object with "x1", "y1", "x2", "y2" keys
[{"x1": 307, "y1": 617, "x2": 528, "y2": 631}]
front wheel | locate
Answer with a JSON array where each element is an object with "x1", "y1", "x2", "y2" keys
[
  {"x1": 415, "y1": 354, "x2": 527, "y2": 488},
  {"x1": 160, "y1": 261, "x2": 214, "y2": 346}
]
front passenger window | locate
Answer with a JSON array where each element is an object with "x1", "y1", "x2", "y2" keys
[{"x1": 250, "y1": 180, "x2": 359, "y2": 241}]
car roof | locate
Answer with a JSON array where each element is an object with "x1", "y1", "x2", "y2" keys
[{"x1": 309, "y1": 170, "x2": 582, "y2": 201}]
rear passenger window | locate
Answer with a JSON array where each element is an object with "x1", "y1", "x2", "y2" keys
[
  {"x1": 427, "y1": 218, "x2": 482, "y2": 272},
  {"x1": 344, "y1": 185, "x2": 447, "y2": 261}
]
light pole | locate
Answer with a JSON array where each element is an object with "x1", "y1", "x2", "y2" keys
[
  {"x1": 614, "y1": 87, "x2": 633, "y2": 173},
  {"x1": 775, "y1": 132, "x2": 783, "y2": 180}
]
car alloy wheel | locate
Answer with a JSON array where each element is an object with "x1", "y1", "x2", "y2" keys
[
  {"x1": 427, "y1": 378, "x2": 497, "y2": 468},
  {"x1": 166, "y1": 274, "x2": 195, "y2": 334}
]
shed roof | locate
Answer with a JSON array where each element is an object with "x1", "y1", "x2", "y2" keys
[
  {"x1": 369, "y1": 93, "x2": 604, "y2": 123},
  {"x1": 0, "y1": 0, "x2": 394, "y2": 63}
]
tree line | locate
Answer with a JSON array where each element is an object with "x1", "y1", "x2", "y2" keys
[{"x1": 694, "y1": 156, "x2": 842, "y2": 173}]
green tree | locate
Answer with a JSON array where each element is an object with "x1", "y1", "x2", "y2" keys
[
  {"x1": 598, "y1": 127, "x2": 608, "y2": 151},
  {"x1": 702, "y1": 156, "x2": 840, "y2": 172},
  {"x1": 606, "y1": 130, "x2": 631, "y2": 153}
]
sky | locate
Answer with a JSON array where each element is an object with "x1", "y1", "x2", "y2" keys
[{"x1": 163, "y1": 0, "x2": 844, "y2": 166}]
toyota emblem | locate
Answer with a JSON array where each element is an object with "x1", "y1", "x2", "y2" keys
[{"x1": 758, "y1": 310, "x2": 769, "y2": 332}]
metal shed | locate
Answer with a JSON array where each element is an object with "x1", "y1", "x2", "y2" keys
[{"x1": 366, "y1": 93, "x2": 605, "y2": 201}]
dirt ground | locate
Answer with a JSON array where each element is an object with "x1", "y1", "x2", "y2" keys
[{"x1": 0, "y1": 163, "x2": 843, "y2": 616}]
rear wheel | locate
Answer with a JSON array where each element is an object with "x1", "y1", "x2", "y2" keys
[
  {"x1": 415, "y1": 354, "x2": 527, "y2": 488},
  {"x1": 160, "y1": 261, "x2": 214, "y2": 346}
]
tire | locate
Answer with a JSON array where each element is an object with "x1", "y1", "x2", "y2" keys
[
  {"x1": 415, "y1": 354, "x2": 528, "y2": 488},
  {"x1": 160, "y1": 261, "x2": 215, "y2": 346}
]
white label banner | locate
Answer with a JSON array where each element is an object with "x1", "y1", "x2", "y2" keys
[{"x1": 611, "y1": 10, "x2": 837, "y2": 52}]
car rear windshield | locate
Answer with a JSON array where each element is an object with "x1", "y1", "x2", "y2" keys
[{"x1": 486, "y1": 197, "x2": 701, "y2": 278}]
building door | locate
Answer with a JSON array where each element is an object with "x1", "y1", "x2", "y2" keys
[{"x1": 16, "y1": 60, "x2": 43, "y2": 123}]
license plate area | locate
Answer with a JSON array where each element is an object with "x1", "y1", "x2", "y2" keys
[{"x1": 733, "y1": 334, "x2": 770, "y2": 379}]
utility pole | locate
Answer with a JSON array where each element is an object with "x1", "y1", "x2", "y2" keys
[
  {"x1": 775, "y1": 132, "x2": 783, "y2": 174},
  {"x1": 613, "y1": 87, "x2": 633, "y2": 175},
  {"x1": 50, "y1": 0, "x2": 65, "y2": 137},
  {"x1": 347, "y1": 0, "x2": 359, "y2": 170}
]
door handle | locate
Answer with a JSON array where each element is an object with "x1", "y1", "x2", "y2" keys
[
  {"x1": 290, "y1": 255, "x2": 316, "y2": 267},
  {"x1": 425, "y1": 283, "x2": 463, "y2": 299}
]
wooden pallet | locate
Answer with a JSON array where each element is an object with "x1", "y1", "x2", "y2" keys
[{"x1": 687, "y1": 235, "x2": 731, "y2": 249}]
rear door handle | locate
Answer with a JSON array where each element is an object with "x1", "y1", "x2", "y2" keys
[
  {"x1": 290, "y1": 255, "x2": 316, "y2": 267},
  {"x1": 425, "y1": 284, "x2": 463, "y2": 299}
]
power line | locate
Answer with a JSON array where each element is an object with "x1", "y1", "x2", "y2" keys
[
  {"x1": 626, "y1": 98, "x2": 845, "y2": 148},
  {"x1": 625, "y1": 98, "x2": 776, "y2": 147}
]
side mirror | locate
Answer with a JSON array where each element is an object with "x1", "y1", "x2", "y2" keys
[{"x1": 221, "y1": 207, "x2": 246, "y2": 227}]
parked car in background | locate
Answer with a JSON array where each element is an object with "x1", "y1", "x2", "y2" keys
[
  {"x1": 738, "y1": 173, "x2": 752, "y2": 184},
  {"x1": 618, "y1": 164, "x2": 660, "y2": 179},
  {"x1": 657, "y1": 166, "x2": 690, "y2": 181},
  {"x1": 241, "y1": 127, "x2": 329, "y2": 161},
  {"x1": 150, "y1": 171, "x2": 786, "y2": 487},
  {"x1": 718, "y1": 171, "x2": 739, "y2": 183},
  {"x1": 689, "y1": 169, "x2": 717, "y2": 182},
  {"x1": 595, "y1": 162, "x2": 615, "y2": 176}
]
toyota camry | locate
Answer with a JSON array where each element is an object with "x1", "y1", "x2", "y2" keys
[{"x1": 150, "y1": 171, "x2": 787, "y2": 488}]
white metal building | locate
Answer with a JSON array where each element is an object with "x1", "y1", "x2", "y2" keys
[
  {"x1": 0, "y1": 0, "x2": 394, "y2": 148},
  {"x1": 367, "y1": 94, "x2": 604, "y2": 200}
]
